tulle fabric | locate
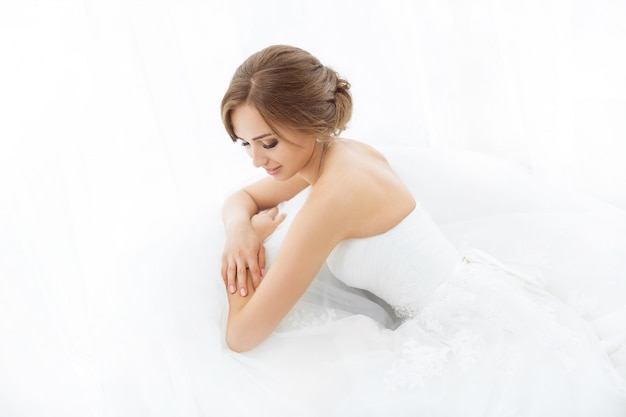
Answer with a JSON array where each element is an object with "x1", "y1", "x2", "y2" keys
[
  {"x1": 214, "y1": 174, "x2": 626, "y2": 416},
  {"x1": 3, "y1": 148, "x2": 626, "y2": 416}
]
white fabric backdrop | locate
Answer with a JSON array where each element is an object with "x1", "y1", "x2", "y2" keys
[
  {"x1": 2, "y1": 0, "x2": 625, "y2": 212},
  {"x1": 1, "y1": 1, "x2": 626, "y2": 416}
]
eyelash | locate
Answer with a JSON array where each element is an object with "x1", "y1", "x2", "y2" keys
[
  {"x1": 262, "y1": 140, "x2": 278, "y2": 149},
  {"x1": 237, "y1": 139, "x2": 278, "y2": 149}
]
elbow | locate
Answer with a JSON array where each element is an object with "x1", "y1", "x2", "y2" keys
[
  {"x1": 225, "y1": 325, "x2": 257, "y2": 353},
  {"x1": 225, "y1": 305, "x2": 274, "y2": 352},
  {"x1": 226, "y1": 335, "x2": 249, "y2": 353}
]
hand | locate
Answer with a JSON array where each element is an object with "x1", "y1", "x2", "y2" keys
[
  {"x1": 221, "y1": 207, "x2": 286, "y2": 297},
  {"x1": 226, "y1": 268, "x2": 257, "y2": 315},
  {"x1": 251, "y1": 206, "x2": 287, "y2": 242},
  {"x1": 221, "y1": 225, "x2": 266, "y2": 297}
]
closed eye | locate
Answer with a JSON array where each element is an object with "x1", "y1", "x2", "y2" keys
[{"x1": 261, "y1": 139, "x2": 278, "y2": 149}]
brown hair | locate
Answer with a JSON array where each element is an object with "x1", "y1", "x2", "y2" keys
[{"x1": 221, "y1": 45, "x2": 352, "y2": 142}]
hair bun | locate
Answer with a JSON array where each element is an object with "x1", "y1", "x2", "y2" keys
[
  {"x1": 332, "y1": 74, "x2": 352, "y2": 134},
  {"x1": 222, "y1": 45, "x2": 353, "y2": 141}
]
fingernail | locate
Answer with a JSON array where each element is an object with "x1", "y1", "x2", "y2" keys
[
  {"x1": 240, "y1": 288, "x2": 247, "y2": 297},
  {"x1": 261, "y1": 268, "x2": 265, "y2": 276},
  {"x1": 229, "y1": 285, "x2": 236, "y2": 294}
]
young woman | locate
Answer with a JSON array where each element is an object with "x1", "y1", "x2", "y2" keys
[{"x1": 219, "y1": 45, "x2": 625, "y2": 415}]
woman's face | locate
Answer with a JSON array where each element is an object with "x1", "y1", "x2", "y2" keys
[{"x1": 230, "y1": 103, "x2": 318, "y2": 181}]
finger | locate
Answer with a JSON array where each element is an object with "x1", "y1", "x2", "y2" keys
[
  {"x1": 236, "y1": 262, "x2": 248, "y2": 296},
  {"x1": 222, "y1": 264, "x2": 228, "y2": 287},
  {"x1": 259, "y1": 245, "x2": 266, "y2": 278},
  {"x1": 221, "y1": 256, "x2": 228, "y2": 284},
  {"x1": 226, "y1": 261, "x2": 237, "y2": 294},
  {"x1": 248, "y1": 260, "x2": 262, "y2": 289},
  {"x1": 275, "y1": 212, "x2": 287, "y2": 225},
  {"x1": 266, "y1": 206, "x2": 279, "y2": 218}
]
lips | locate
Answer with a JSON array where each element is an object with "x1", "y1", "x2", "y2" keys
[{"x1": 265, "y1": 166, "x2": 282, "y2": 175}]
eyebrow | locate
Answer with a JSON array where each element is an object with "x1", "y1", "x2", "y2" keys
[{"x1": 236, "y1": 132, "x2": 274, "y2": 142}]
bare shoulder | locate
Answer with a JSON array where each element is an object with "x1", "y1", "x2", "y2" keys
[{"x1": 313, "y1": 139, "x2": 416, "y2": 238}]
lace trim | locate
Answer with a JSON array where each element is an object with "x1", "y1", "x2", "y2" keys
[
  {"x1": 384, "y1": 263, "x2": 591, "y2": 393},
  {"x1": 384, "y1": 339, "x2": 449, "y2": 393},
  {"x1": 285, "y1": 307, "x2": 338, "y2": 329}
]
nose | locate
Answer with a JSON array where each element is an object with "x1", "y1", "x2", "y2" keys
[{"x1": 250, "y1": 146, "x2": 269, "y2": 168}]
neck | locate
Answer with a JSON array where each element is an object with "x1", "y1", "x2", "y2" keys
[
  {"x1": 298, "y1": 140, "x2": 332, "y2": 185},
  {"x1": 317, "y1": 141, "x2": 331, "y2": 180}
]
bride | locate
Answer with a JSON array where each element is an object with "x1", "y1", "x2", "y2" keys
[{"x1": 219, "y1": 45, "x2": 626, "y2": 415}]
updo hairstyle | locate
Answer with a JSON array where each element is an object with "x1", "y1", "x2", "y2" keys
[{"x1": 221, "y1": 45, "x2": 352, "y2": 142}]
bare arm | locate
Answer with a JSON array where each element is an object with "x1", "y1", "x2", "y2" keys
[
  {"x1": 225, "y1": 186, "x2": 350, "y2": 352},
  {"x1": 221, "y1": 175, "x2": 308, "y2": 295},
  {"x1": 221, "y1": 189, "x2": 266, "y2": 295}
]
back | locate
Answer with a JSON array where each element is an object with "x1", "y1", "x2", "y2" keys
[{"x1": 317, "y1": 139, "x2": 416, "y2": 239}]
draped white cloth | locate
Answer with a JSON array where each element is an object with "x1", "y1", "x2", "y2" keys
[{"x1": 1, "y1": 1, "x2": 626, "y2": 416}]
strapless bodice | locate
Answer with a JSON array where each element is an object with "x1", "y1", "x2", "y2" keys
[{"x1": 326, "y1": 204, "x2": 463, "y2": 314}]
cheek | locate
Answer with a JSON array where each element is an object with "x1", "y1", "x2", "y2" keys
[{"x1": 276, "y1": 149, "x2": 298, "y2": 165}]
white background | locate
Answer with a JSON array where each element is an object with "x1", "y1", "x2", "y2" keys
[
  {"x1": 1, "y1": 1, "x2": 626, "y2": 415},
  {"x1": 2, "y1": 0, "x2": 625, "y2": 217}
]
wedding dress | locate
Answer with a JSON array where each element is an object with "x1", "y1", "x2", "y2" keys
[{"x1": 220, "y1": 185, "x2": 626, "y2": 417}]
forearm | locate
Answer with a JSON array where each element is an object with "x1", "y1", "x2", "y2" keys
[
  {"x1": 226, "y1": 272, "x2": 255, "y2": 315},
  {"x1": 225, "y1": 272, "x2": 259, "y2": 352},
  {"x1": 221, "y1": 189, "x2": 267, "y2": 296},
  {"x1": 222, "y1": 190, "x2": 258, "y2": 233}
]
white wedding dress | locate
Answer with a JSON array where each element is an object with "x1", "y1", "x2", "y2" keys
[
  {"x1": 218, "y1": 184, "x2": 626, "y2": 417},
  {"x1": 4, "y1": 143, "x2": 626, "y2": 416}
]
